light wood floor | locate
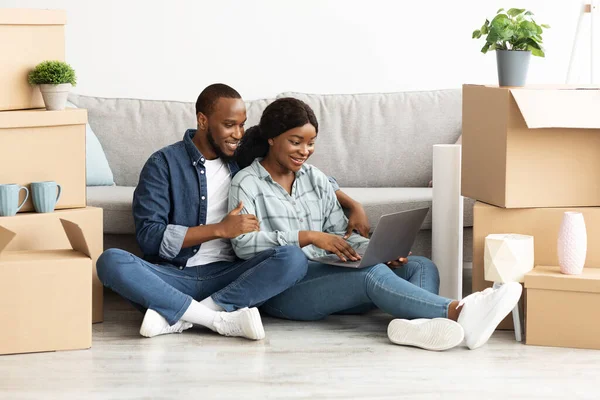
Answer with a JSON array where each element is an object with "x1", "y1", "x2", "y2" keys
[{"x1": 2, "y1": 271, "x2": 600, "y2": 399}]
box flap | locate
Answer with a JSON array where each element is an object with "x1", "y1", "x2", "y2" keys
[
  {"x1": 0, "y1": 109, "x2": 87, "y2": 129},
  {"x1": 525, "y1": 266, "x2": 600, "y2": 293},
  {"x1": 0, "y1": 9, "x2": 66, "y2": 25},
  {"x1": 0, "y1": 226, "x2": 17, "y2": 255},
  {"x1": 511, "y1": 89, "x2": 600, "y2": 129},
  {"x1": 59, "y1": 219, "x2": 91, "y2": 258}
]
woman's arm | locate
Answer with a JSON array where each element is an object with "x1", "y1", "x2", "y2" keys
[{"x1": 228, "y1": 181, "x2": 300, "y2": 260}]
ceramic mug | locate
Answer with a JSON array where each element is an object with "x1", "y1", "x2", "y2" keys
[
  {"x1": 31, "y1": 181, "x2": 62, "y2": 213},
  {"x1": 0, "y1": 183, "x2": 29, "y2": 217}
]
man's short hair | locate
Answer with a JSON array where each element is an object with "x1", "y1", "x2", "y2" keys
[{"x1": 195, "y1": 83, "x2": 242, "y2": 116}]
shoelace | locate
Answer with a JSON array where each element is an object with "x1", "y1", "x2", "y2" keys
[
  {"x1": 456, "y1": 287, "x2": 494, "y2": 309},
  {"x1": 166, "y1": 321, "x2": 191, "y2": 334},
  {"x1": 215, "y1": 314, "x2": 243, "y2": 336}
]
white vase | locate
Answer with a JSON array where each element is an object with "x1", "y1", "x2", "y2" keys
[
  {"x1": 557, "y1": 212, "x2": 587, "y2": 275},
  {"x1": 39, "y1": 83, "x2": 71, "y2": 111}
]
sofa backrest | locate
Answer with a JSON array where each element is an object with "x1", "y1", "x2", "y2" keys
[
  {"x1": 70, "y1": 89, "x2": 462, "y2": 188},
  {"x1": 68, "y1": 94, "x2": 271, "y2": 186},
  {"x1": 278, "y1": 90, "x2": 462, "y2": 187}
]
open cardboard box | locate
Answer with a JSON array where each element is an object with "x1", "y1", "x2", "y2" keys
[
  {"x1": 0, "y1": 207, "x2": 104, "y2": 323},
  {"x1": 462, "y1": 85, "x2": 600, "y2": 208},
  {"x1": 0, "y1": 219, "x2": 92, "y2": 355}
]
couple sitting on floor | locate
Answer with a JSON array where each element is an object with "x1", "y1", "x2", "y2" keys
[{"x1": 96, "y1": 84, "x2": 521, "y2": 352}]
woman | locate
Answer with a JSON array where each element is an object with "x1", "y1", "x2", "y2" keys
[{"x1": 229, "y1": 98, "x2": 521, "y2": 351}]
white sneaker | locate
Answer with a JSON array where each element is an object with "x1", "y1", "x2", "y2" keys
[
  {"x1": 387, "y1": 318, "x2": 465, "y2": 351},
  {"x1": 213, "y1": 307, "x2": 265, "y2": 340},
  {"x1": 457, "y1": 282, "x2": 523, "y2": 350},
  {"x1": 139, "y1": 309, "x2": 193, "y2": 338}
]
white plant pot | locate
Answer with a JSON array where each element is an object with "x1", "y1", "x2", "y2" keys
[
  {"x1": 557, "y1": 211, "x2": 587, "y2": 275},
  {"x1": 39, "y1": 83, "x2": 72, "y2": 111}
]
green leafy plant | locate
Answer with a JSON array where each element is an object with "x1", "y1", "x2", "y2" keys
[
  {"x1": 28, "y1": 60, "x2": 77, "y2": 86},
  {"x1": 472, "y1": 8, "x2": 550, "y2": 57}
]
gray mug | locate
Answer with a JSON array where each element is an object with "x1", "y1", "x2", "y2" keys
[
  {"x1": 31, "y1": 181, "x2": 62, "y2": 213},
  {"x1": 0, "y1": 183, "x2": 29, "y2": 217}
]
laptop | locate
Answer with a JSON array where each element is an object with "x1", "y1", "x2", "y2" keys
[{"x1": 309, "y1": 207, "x2": 430, "y2": 268}]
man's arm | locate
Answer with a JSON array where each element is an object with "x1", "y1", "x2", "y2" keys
[
  {"x1": 328, "y1": 176, "x2": 370, "y2": 238},
  {"x1": 182, "y1": 203, "x2": 259, "y2": 248},
  {"x1": 133, "y1": 154, "x2": 258, "y2": 261},
  {"x1": 133, "y1": 154, "x2": 186, "y2": 259}
]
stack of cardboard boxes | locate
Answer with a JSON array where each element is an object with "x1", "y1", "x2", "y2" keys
[
  {"x1": 462, "y1": 84, "x2": 600, "y2": 350},
  {"x1": 0, "y1": 9, "x2": 103, "y2": 355}
]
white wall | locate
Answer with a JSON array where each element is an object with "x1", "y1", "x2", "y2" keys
[{"x1": 1, "y1": 0, "x2": 594, "y2": 101}]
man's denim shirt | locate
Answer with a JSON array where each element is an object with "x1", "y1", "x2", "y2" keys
[{"x1": 133, "y1": 129, "x2": 340, "y2": 267}]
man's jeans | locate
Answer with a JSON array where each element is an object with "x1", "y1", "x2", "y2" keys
[
  {"x1": 97, "y1": 246, "x2": 308, "y2": 325},
  {"x1": 260, "y1": 256, "x2": 453, "y2": 321}
]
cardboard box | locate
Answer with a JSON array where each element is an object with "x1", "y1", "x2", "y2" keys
[
  {"x1": 473, "y1": 201, "x2": 600, "y2": 329},
  {"x1": 0, "y1": 219, "x2": 91, "y2": 355},
  {"x1": 0, "y1": 108, "x2": 87, "y2": 213},
  {"x1": 0, "y1": 9, "x2": 66, "y2": 111},
  {"x1": 525, "y1": 266, "x2": 600, "y2": 350},
  {"x1": 461, "y1": 84, "x2": 600, "y2": 208},
  {"x1": 0, "y1": 207, "x2": 104, "y2": 323}
]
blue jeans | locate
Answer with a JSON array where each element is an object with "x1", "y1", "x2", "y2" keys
[
  {"x1": 97, "y1": 246, "x2": 308, "y2": 325},
  {"x1": 260, "y1": 256, "x2": 453, "y2": 321}
]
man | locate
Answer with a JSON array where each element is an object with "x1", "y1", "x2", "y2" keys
[{"x1": 96, "y1": 84, "x2": 370, "y2": 340}]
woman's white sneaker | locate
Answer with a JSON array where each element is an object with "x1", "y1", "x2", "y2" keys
[
  {"x1": 387, "y1": 318, "x2": 465, "y2": 351},
  {"x1": 457, "y1": 282, "x2": 523, "y2": 350}
]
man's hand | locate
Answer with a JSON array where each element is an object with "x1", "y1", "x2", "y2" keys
[
  {"x1": 344, "y1": 203, "x2": 370, "y2": 239},
  {"x1": 311, "y1": 232, "x2": 361, "y2": 262},
  {"x1": 386, "y1": 252, "x2": 412, "y2": 268},
  {"x1": 217, "y1": 201, "x2": 260, "y2": 238}
]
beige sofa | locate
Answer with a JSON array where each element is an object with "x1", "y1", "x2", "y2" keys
[{"x1": 69, "y1": 90, "x2": 474, "y2": 261}]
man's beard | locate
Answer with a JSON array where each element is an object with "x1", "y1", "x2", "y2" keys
[{"x1": 206, "y1": 127, "x2": 235, "y2": 163}]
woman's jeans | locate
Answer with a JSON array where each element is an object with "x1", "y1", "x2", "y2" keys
[
  {"x1": 261, "y1": 256, "x2": 453, "y2": 321},
  {"x1": 96, "y1": 246, "x2": 308, "y2": 325}
]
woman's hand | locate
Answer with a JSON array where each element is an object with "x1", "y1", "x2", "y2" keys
[
  {"x1": 344, "y1": 202, "x2": 370, "y2": 239},
  {"x1": 311, "y1": 232, "x2": 361, "y2": 262},
  {"x1": 386, "y1": 252, "x2": 412, "y2": 268}
]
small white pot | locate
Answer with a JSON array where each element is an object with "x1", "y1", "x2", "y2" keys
[
  {"x1": 557, "y1": 211, "x2": 587, "y2": 275},
  {"x1": 39, "y1": 83, "x2": 72, "y2": 111}
]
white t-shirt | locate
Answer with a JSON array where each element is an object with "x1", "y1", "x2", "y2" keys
[{"x1": 186, "y1": 158, "x2": 236, "y2": 266}]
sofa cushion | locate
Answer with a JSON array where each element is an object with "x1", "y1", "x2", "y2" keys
[
  {"x1": 70, "y1": 94, "x2": 273, "y2": 187},
  {"x1": 277, "y1": 90, "x2": 462, "y2": 188},
  {"x1": 66, "y1": 100, "x2": 115, "y2": 186},
  {"x1": 88, "y1": 185, "x2": 474, "y2": 235},
  {"x1": 341, "y1": 188, "x2": 474, "y2": 231},
  {"x1": 87, "y1": 186, "x2": 136, "y2": 234}
]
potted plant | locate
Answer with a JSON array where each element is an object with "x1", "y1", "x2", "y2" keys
[
  {"x1": 472, "y1": 8, "x2": 550, "y2": 87},
  {"x1": 28, "y1": 60, "x2": 77, "y2": 111}
]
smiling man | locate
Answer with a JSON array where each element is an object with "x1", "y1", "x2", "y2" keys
[{"x1": 96, "y1": 84, "x2": 370, "y2": 341}]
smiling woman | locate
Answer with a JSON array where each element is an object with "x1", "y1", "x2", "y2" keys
[{"x1": 229, "y1": 97, "x2": 523, "y2": 352}]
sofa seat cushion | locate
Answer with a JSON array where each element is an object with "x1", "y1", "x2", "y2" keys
[
  {"x1": 87, "y1": 186, "x2": 136, "y2": 234},
  {"x1": 88, "y1": 186, "x2": 474, "y2": 235},
  {"x1": 341, "y1": 188, "x2": 474, "y2": 231}
]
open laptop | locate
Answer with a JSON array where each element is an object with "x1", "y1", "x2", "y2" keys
[{"x1": 309, "y1": 207, "x2": 430, "y2": 268}]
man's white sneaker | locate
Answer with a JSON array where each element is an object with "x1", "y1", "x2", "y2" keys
[
  {"x1": 213, "y1": 307, "x2": 265, "y2": 340},
  {"x1": 139, "y1": 309, "x2": 193, "y2": 338},
  {"x1": 457, "y1": 282, "x2": 523, "y2": 350},
  {"x1": 387, "y1": 318, "x2": 464, "y2": 351}
]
